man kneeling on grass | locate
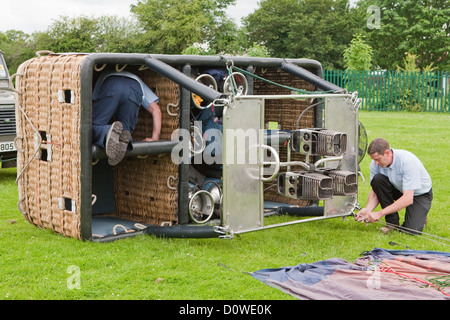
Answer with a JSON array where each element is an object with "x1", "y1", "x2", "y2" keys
[{"x1": 355, "y1": 138, "x2": 433, "y2": 234}]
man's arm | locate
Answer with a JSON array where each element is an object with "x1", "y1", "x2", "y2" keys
[
  {"x1": 366, "y1": 190, "x2": 414, "y2": 223},
  {"x1": 143, "y1": 101, "x2": 162, "y2": 141},
  {"x1": 355, "y1": 189, "x2": 379, "y2": 221}
]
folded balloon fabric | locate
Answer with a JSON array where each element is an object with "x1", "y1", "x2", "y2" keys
[{"x1": 250, "y1": 248, "x2": 450, "y2": 300}]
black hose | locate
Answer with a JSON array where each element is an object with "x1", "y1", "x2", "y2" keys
[
  {"x1": 143, "y1": 225, "x2": 221, "y2": 238},
  {"x1": 276, "y1": 205, "x2": 324, "y2": 217}
]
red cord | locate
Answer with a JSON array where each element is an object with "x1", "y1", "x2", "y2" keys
[
  {"x1": 42, "y1": 140, "x2": 61, "y2": 146},
  {"x1": 379, "y1": 266, "x2": 450, "y2": 297}
]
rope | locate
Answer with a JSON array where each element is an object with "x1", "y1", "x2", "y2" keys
[
  {"x1": 425, "y1": 275, "x2": 450, "y2": 289},
  {"x1": 94, "y1": 64, "x2": 106, "y2": 72},
  {"x1": 354, "y1": 212, "x2": 450, "y2": 246},
  {"x1": 295, "y1": 100, "x2": 324, "y2": 130},
  {"x1": 379, "y1": 220, "x2": 450, "y2": 246},
  {"x1": 224, "y1": 61, "x2": 338, "y2": 95},
  {"x1": 115, "y1": 64, "x2": 127, "y2": 72},
  {"x1": 134, "y1": 223, "x2": 148, "y2": 230},
  {"x1": 357, "y1": 214, "x2": 450, "y2": 247},
  {"x1": 167, "y1": 175, "x2": 178, "y2": 190},
  {"x1": 167, "y1": 85, "x2": 180, "y2": 117},
  {"x1": 378, "y1": 263, "x2": 450, "y2": 297},
  {"x1": 15, "y1": 103, "x2": 43, "y2": 184},
  {"x1": 42, "y1": 140, "x2": 61, "y2": 146},
  {"x1": 113, "y1": 224, "x2": 131, "y2": 235}
]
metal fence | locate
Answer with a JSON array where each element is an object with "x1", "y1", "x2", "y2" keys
[{"x1": 324, "y1": 70, "x2": 450, "y2": 112}]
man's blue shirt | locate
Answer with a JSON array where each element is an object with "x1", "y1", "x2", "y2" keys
[{"x1": 370, "y1": 149, "x2": 432, "y2": 196}]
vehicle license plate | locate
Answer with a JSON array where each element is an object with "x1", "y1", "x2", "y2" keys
[{"x1": 0, "y1": 141, "x2": 16, "y2": 152}]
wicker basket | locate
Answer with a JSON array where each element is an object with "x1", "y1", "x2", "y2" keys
[
  {"x1": 15, "y1": 54, "x2": 181, "y2": 239},
  {"x1": 16, "y1": 53, "x2": 86, "y2": 239}
]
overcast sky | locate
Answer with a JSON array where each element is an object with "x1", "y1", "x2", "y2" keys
[{"x1": 1, "y1": 0, "x2": 260, "y2": 34}]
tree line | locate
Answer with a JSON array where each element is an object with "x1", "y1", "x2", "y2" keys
[{"x1": 1, "y1": 0, "x2": 448, "y2": 74}]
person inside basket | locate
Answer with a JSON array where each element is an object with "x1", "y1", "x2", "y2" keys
[
  {"x1": 92, "y1": 70, "x2": 162, "y2": 166},
  {"x1": 355, "y1": 138, "x2": 432, "y2": 234}
]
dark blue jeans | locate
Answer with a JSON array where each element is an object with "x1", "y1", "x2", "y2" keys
[{"x1": 92, "y1": 76, "x2": 143, "y2": 149}]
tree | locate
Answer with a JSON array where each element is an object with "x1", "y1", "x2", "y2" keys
[
  {"x1": 207, "y1": 16, "x2": 247, "y2": 55},
  {"x1": 131, "y1": 0, "x2": 236, "y2": 54},
  {"x1": 0, "y1": 30, "x2": 37, "y2": 74},
  {"x1": 358, "y1": 0, "x2": 450, "y2": 71},
  {"x1": 182, "y1": 42, "x2": 216, "y2": 55},
  {"x1": 95, "y1": 16, "x2": 145, "y2": 53},
  {"x1": 243, "y1": 0, "x2": 301, "y2": 59},
  {"x1": 42, "y1": 15, "x2": 101, "y2": 53},
  {"x1": 37, "y1": 15, "x2": 144, "y2": 54},
  {"x1": 246, "y1": 43, "x2": 271, "y2": 57},
  {"x1": 343, "y1": 34, "x2": 373, "y2": 70},
  {"x1": 243, "y1": 0, "x2": 364, "y2": 69}
]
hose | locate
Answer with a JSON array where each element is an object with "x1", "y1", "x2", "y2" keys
[
  {"x1": 143, "y1": 224, "x2": 221, "y2": 238},
  {"x1": 276, "y1": 205, "x2": 324, "y2": 217}
]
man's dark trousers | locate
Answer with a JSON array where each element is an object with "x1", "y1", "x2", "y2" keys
[
  {"x1": 92, "y1": 76, "x2": 143, "y2": 149},
  {"x1": 371, "y1": 173, "x2": 433, "y2": 233}
]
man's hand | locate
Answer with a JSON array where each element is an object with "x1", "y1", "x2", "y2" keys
[
  {"x1": 366, "y1": 211, "x2": 382, "y2": 223},
  {"x1": 355, "y1": 208, "x2": 382, "y2": 225},
  {"x1": 354, "y1": 208, "x2": 370, "y2": 222}
]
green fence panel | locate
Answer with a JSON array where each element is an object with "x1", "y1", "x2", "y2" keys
[{"x1": 324, "y1": 70, "x2": 450, "y2": 112}]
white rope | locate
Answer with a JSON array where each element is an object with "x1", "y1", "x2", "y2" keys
[
  {"x1": 113, "y1": 224, "x2": 132, "y2": 235},
  {"x1": 115, "y1": 64, "x2": 127, "y2": 72},
  {"x1": 15, "y1": 103, "x2": 43, "y2": 184},
  {"x1": 167, "y1": 102, "x2": 180, "y2": 117},
  {"x1": 167, "y1": 175, "x2": 178, "y2": 190},
  {"x1": 134, "y1": 223, "x2": 147, "y2": 230},
  {"x1": 94, "y1": 64, "x2": 106, "y2": 72}
]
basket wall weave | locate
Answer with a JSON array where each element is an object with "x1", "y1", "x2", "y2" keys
[{"x1": 16, "y1": 54, "x2": 87, "y2": 239}]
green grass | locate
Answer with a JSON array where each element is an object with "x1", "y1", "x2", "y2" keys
[{"x1": 0, "y1": 111, "x2": 449, "y2": 300}]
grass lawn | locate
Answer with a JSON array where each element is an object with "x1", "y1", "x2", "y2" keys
[{"x1": 0, "y1": 110, "x2": 449, "y2": 300}]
